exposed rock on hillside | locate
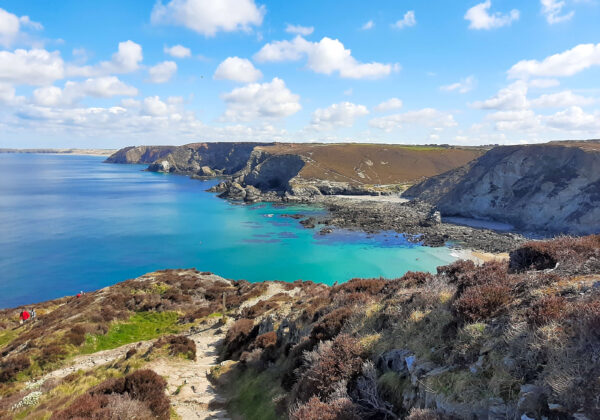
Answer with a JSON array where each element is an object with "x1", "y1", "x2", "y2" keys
[
  {"x1": 405, "y1": 141, "x2": 600, "y2": 235},
  {"x1": 104, "y1": 145, "x2": 177, "y2": 164}
]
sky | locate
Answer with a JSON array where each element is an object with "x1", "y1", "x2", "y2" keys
[{"x1": 0, "y1": 0, "x2": 599, "y2": 148}]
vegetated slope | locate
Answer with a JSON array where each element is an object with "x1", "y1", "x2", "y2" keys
[
  {"x1": 405, "y1": 141, "x2": 600, "y2": 235},
  {"x1": 4, "y1": 235, "x2": 598, "y2": 419},
  {"x1": 214, "y1": 235, "x2": 600, "y2": 419},
  {"x1": 258, "y1": 143, "x2": 486, "y2": 186}
]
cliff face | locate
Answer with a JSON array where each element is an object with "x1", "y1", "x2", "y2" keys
[
  {"x1": 405, "y1": 142, "x2": 600, "y2": 235},
  {"x1": 146, "y1": 142, "x2": 271, "y2": 175},
  {"x1": 104, "y1": 145, "x2": 177, "y2": 164}
]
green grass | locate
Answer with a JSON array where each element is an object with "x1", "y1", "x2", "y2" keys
[
  {"x1": 0, "y1": 328, "x2": 18, "y2": 349},
  {"x1": 227, "y1": 369, "x2": 280, "y2": 420},
  {"x1": 80, "y1": 311, "x2": 181, "y2": 354}
]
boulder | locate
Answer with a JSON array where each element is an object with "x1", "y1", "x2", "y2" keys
[
  {"x1": 517, "y1": 384, "x2": 547, "y2": 419},
  {"x1": 376, "y1": 349, "x2": 414, "y2": 376},
  {"x1": 198, "y1": 166, "x2": 216, "y2": 177}
]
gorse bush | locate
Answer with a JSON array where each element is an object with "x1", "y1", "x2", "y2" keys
[
  {"x1": 154, "y1": 334, "x2": 196, "y2": 360},
  {"x1": 224, "y1": 318, "x2": 256, "y2": 359},
  {"x1": 66, "y1": 325, "x2": 86, "y2": 346},
  {"x1": 454, "y1": 281, "x2": 513, "y2": 321},
  {"x1": 310, "y1": 307, "x2": 352, "y2": 342},
  {"x1": 290, "y1": 396, "x2": 360, "y2": 420},
  {"x1": 527, "y1": 295, "x2": 568, "y2": 326}
]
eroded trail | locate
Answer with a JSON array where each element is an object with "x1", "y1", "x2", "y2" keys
[{"x1": 148, "y1": 321, "x2": 230, "y2": 420}]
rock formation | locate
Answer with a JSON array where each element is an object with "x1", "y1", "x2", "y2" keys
[{"x1": 404, "y1": 141, "x2": 600, "y2": 235}]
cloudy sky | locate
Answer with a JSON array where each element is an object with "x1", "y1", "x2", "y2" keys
[{"x1": 0, "y1": 0, "x2": 599, "y2": 148}]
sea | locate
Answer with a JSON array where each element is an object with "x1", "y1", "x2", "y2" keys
[{"x1": 0, "y1": 153, "x2": 458, "y2": 308}]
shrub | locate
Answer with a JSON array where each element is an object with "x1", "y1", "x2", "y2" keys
[
  {"x1": 52, "y1": 393, "x2": 108, "y2": 419},
  {"x1": 241, "y1": 300, "x2": 280, "y2": 318},
  {"x1": 331, "y1": 278, "x2": 386, "y2": 296},
  {"x1": 253, "y1": 331, "x2": 277, "y2": 350},
  {"x1": 223, "y1": 318, "x2": 256, "y2": 359},
  {"x1": 66, "y1": 325, "x2": 86, "y2": 346},
  {"x1": 105, "y1": 394, "x2": 154, "y2": 420},
  {"x1": 509, "y1": 246, "x2": 557, "y2": 272},
  {"x1": 0, "y1": 355, "x2": 30, "y2": 382},
  {"x1": 180, "y1": 306, "x2": 214, "y2": 323},
  {"x1": 38, "y1": 344, "x2": 67, "y2": 367},
  {"x1": 125, "y1": 348, "x2": 137, "y2": 360},
  {"x1": 527, "y1": 295, "x2": 568, "y2": 326},
  {"x1": 293, "y1": 335, "x2": 363, "y2": 402},
  {"x1": 310, "y1": 307, "x2": 352, "y2": 342},
  {"x1": 290, "y1": 396, "x2": 360, "y2": 420},
  {"x1": 437, "y1": 260, "x2": 477, "y2": 283},
  {"x1": 406, "y1": 408, "x2": 442, "y2": 420},
  {"x1": 454, "y1": 282, "x2": 513, "y2": 321},
  {"x1": 569, "y1": 299, "x2": 600, "y2": 334},
  {"x1": 155, "y1": 335, "x2": 196, "y2": 360}
]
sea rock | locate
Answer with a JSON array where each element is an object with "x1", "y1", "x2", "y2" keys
[
  {"x1": 299, "y1": 217, "x2": 317, "y2": 229},
  {"x1": 198, "y1": 166, "x2": 216, "y2": 177},
  {"x1": 244, "y1": 185, "x2": 261, "y2": 203}
]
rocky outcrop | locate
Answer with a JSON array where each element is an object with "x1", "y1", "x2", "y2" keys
[
  {"x1": 404, "y1": 142, "x2": 600, "y2": 235},
  {"x1": 104, "y1": 145, "x2": 177, "y2": 164}
]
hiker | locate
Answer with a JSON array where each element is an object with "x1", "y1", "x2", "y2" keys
[
  {"x1": 31, "y1": 308, "x2": 36, "y2": 322},
  {"x1": 76, "y1": 291, "x2": 83, "y2": 298},
  {"x1": 19, "y1": 310, "x2": 30, "y2": 324}
]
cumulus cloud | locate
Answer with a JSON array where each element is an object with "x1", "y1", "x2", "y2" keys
[
  {"x1": 67, "y1": 40, "x2": 143, "y2": 77},
  {"x1": 0, "y1": 49, "x2": 64, "y2": 85},
  {"x1": 361, "y1": 20, "x2": 374, "y2": 30},
  {"x1": 465, "y1": 1, "x2": 519, "y2": 30},
  {"x1": 369, "y1": 108, "x2": 457, "y2": 131},
  {"x1": 392, "y1": 11, "x2": 416, "y2": 29},
  {"x1": 440, "y1": 76, "x2": 476, "y2": 93},
  {"x1": 213, "y1": 57, "x2": 262, "y2": 83},
  {"x1": 508, "y1": 43, "x2": 600, "y2": 79},
  {"x1": 151, "y1": 0, "x2": 265, "y2": 36},
  {"x1": 0, "y1": 7, "x2": 43, "y2": 47},
  {"x1": 374, "y1": 98, "x2": 403, "y2": 112},
  {"x1": 32, "y1": 77, "x2": 138, "y2": 106},
  {"x1": 541, "y1": 0, "x2": 574, "y2": 24},
  {"x1": 486, "y1": 109, "x2": 541, "y2": 132},
  {"x1": 220, "y1": 77, "x2": 301, "y2": 122},
  {"x1": 148, "y1": 61, "x2": 177, "y2": 83},
  {"x1": 164, "y1": 44, "x2": 191, "y2": 58},
  {"x1": 528, "y1": 78, "x2": 560, "y2": 89},
  {"x1": 471, "y1": 81, "x2": 529, "y2": 110},
  {"x1": 254, "y1": 35, "x2": 398, "y2": 79},
  {"x1": 530, "y1": 90, "x2": 595, "y2": 108},
  {"x1": 285, "y1": 24, "x2": 313, "y2": 36},
  {"x1": 546, "y1": 106, "x2": 600, "y2": 131},
  {"x1": 309, "y1": 102, "x2": 369, "y2": 131}
]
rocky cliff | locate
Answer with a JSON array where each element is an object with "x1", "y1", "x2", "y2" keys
[
  {"x1": 404, "y1": 141, "x2": 600, "y2": 235},
  {"x1": 104, "y1": 145, "x2": 177, "y2": 164}
]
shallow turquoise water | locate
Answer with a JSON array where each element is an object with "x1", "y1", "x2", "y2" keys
[{"x1": 0, "y1": 153, "x2": 457, "y2": 308}]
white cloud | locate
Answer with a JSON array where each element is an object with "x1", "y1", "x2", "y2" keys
[
  {"x1": 465, "y1": 1, "x2": 519, "y2": 30},
  {"x1": 309, "y1": 102, "x2": 369, "y2": 131},
  {"x1": 374, "y1": 98, "x2": 403, "y2": 112},
  {"x1": 440, "y1": 75, "x2": 476, "y2": 94},
  {"x1": 392, "y1": 11, "x2": 416, "y2": 29},
  {"x1": 546, "y1": 106, "x2": 600, "y2": 131},
  {"x1": 541, "y1": 0, "x2": 574, "y2": 24},
  {"x1": 487, "y1": 109, "x2": 542, "y2": 132},
  {"x1": 471, "y1": 81, "x2": 529, "y2": 110},
  {"x1": 508, "y1": 43, "x2": 600, "y2": 79},
  {"x1": 285, "y1": 24, "x2": 313, "y2": 36},
  {"x1": 254, "y1": 35, "x2": 398, "y2": 79},
  {"x1": 528, "y1": 78, "x2": 560, "y2": 88},
  {"x1": 531, "y1": 90, "x2": 595, "y2": 108},
  {"x1": 369, "y1": 108, "x2": 457, "y2": 131},
  {"x1": 148, "y1": 61, "x2": 177, "y2": 83},
  {"x1": 0, "y1": 7, "x2": 42, "y2": 47},
  {"x1": 0, "y1": 49, "x2": 64, "y2": 85},
  {"x1": 67, "y1": 40, "x2": 143, "y2": 77},
  {"x1": 32, "y1": 77, "x2": 138, "y2": 106},
  {"x1": 0, "y1": 82, "x2": 19, "y2": 104},
  {"x1": 213, "y1": 56, "x2": 262, "y2": 83},
  {"x1": 361, "y1": 20, "x2": 374, "y2": 30},
  {"x1": 151, "y1": 0, "x2": 265, "y2": 37},
  {"x1": 164, "y1": 44, "x2": 191, "y2": 58},
  {"x1": 220, "y1": 77, "x2": 301, "y2": 122}
]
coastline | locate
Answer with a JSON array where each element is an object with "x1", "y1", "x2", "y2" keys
[{"x1": 0, "y1": 148, "x2": 116, "y2": 157}]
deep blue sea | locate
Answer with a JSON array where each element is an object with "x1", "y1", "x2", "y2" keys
[{"x1": 0, "y1": 154, "x2": 457, "y2": 308}]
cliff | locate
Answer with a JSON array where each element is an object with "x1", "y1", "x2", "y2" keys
[
  {"x1": 104, "y1": 145, "x2": 177, "y2": 164},
  {"x1": 405, "y1": 141, "x2": 600, "y2": 235}
]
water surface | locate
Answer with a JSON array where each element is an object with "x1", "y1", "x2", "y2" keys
[{"x1": 0, "y1": 154, "x2": 457, "y2": 308}]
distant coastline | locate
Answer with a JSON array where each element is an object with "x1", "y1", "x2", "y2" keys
[{"x1": 0, "y1": 148, "x2": 116, "y2": 157}]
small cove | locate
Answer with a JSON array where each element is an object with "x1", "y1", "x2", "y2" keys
[{"x1": 0, "y1": 153, "x2": 458, "y2": 308}]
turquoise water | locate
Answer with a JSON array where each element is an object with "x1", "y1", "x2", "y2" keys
[{"x1": 0, "y1": 154, "x2": 457, "y2": 308}]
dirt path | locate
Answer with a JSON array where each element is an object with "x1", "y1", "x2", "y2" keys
[{"x1": 148, "y1": 321, "x2": 230, "y2": 419}]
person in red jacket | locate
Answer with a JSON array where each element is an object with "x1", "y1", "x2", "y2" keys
[{"x1": 19, "y1": 310, "x2": 30, "y2": 324}]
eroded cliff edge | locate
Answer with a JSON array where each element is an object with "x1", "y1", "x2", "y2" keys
[{"x1": 404, "y1": 141, "x2": 600, "y2": 235}]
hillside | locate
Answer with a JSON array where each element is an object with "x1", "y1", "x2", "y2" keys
[
  {"x1": 405, "y1": 141, "x2": 600, "y2": 236},
  {"x1": 1, "y1": 235, "x2": 599, "y2": 419},
  {"x1": 105, "y1": 143, "x2": 486, "y2": 201}
]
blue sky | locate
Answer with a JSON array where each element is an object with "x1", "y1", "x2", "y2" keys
[{"x1": 0, "y1": 0, "x2": 599, "y2": 148}]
